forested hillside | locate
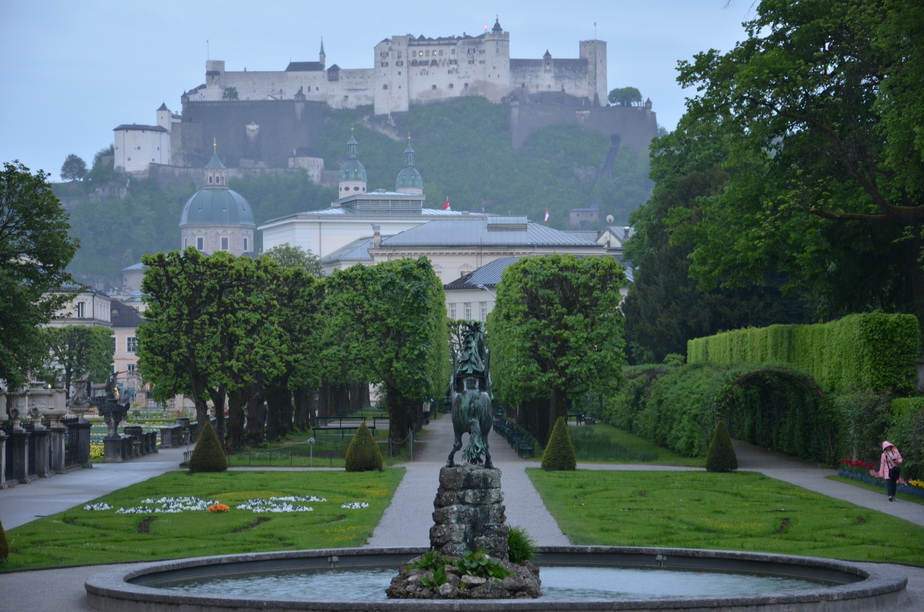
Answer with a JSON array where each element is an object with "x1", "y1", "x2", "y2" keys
[{"x1": 61, "y1": 97, "x2": 652, "y2": 285}]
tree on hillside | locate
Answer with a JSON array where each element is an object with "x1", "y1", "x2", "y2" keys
[
  {"x1": 488, "y1": 254, "x2": 626, "y2": 444},
  {"x1": 41, "y1": 326, "x2": 114, "y2": 396},
  {"x1": 670, "y1": 0, "x2": 924, "y2": 326},
  {"x1": 60, "y1": 154, "x2": 88, "y2": 182},
  {"x1": 138, "y1": 249, "x2": 287, "y2": 444},
  {"x1": 608, "y1": 87, "x2": 643, "y2": 107},
  {"x1": 0, "y1": 161, "x2": 79, "y2": 388},
  {"x1": 321, "y1": 258, "x2": 450, "y2": 447}
]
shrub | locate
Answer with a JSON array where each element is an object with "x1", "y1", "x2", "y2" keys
[
  {"x1": 344, "y1": 422, "x2": 383, "y2": 472},
  {"x1": 188, "y1": 421, "x2": 228, "y2": 473},
  {"x1": 507, "y1": 525, "x2": 536, "y2": 563},
  {"x1": 705, "y1": 420, "x2": 738, "y2": 472},
  {"x1": 541, "y1": 417, "x2": 576, "y2": 471},
  {"x1": 0, "y1": 519, "x2": 8, "y2": 563}
]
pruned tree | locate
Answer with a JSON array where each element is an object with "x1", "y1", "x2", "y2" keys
[
  {"x1": 607, "y1": 86, "x2": 642, "y2": 107},
  {"x1": 488, "y1": 254, "x2": 626, "y2": 444}
]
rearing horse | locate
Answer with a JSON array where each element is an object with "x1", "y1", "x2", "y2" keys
[{"x1": 446, "y1": 375, "x2": 494, "y2": 468}]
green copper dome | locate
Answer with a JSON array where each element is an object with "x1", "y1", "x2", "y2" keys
[
  {"x1": 180, "y1": 189, "x2": 255, "y2": 226},
  {"x1": 395, "y1": 143, "x2": 423, "y2": 191},
  {"x1": 339, "y1": 134, "x2": 367, "y2": 182}
]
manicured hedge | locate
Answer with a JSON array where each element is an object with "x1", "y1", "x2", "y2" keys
[
  {"x1": 604, "y1": 362, "x2": 836, "y2": 462},
  {"x1": 687, "y1": 313, "x2": 918, "y2": 394},
  {"x1": 886, "y1": 398, "x2": 924, "y2": 480}
]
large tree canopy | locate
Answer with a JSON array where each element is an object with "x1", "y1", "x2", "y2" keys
[
  {"x1": 0, "y1": 161, "x2": 78, "y2": 387},
  {"x1": 488, "y1": 254, "x2": 626, "y2": 443},
  {"x1": 669, "y1": 0, "x2": 924, "y2": 324},
  {"x1": 41, "y1": 325, "x2": 113, "y2": 395}
]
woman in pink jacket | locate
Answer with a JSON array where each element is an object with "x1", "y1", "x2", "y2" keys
[{"x1": 870, "y1": 441, "x2": 903, "y2": 501}]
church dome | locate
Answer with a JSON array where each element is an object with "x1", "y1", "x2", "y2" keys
[{"x1": 180, "y1": 188, "x2": 255, "y2": 227}]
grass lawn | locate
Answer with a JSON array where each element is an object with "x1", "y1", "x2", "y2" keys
[
  {"x1": 528, "y1": 469, "x2": 924, "y2": 566},
  {"x1": 1, "y1": 469, "x2": 404, "y2": 572},
  {"x1": 568, "y1": 424, "x2": 703, "y2": 467}
]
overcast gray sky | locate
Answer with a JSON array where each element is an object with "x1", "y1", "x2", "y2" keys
[{"x1": 0, "y1": 0, "x2": 755, "y2": 180}]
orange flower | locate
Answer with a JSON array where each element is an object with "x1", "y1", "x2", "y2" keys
[{"x1": 207, "y1": 503, "x2": 230, "y2": 513}]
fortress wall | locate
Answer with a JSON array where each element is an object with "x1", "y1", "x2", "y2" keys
[
  {"x1": 511, "y1": 104, "x2": 657, "y2": 154},
  {"x1": 177, "y1": 99, "x2": 328, "y2": 168}
]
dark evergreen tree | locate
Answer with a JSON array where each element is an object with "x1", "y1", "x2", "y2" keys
[
  {"x1": 344, "y1": 421, "x2": 383, "y2": 472},
  {"x1": 705, "y1": 420, "x2": 738, "y2": 473},
  {"x1": 0, "y1": 519, "x2": 9, "y2": 563},
  {"x1": 540, "y1": 417, "x2": 576, "y2": 471},
  {"x1": 187, "y1": 421, "x2": 228, "y2": 473}
]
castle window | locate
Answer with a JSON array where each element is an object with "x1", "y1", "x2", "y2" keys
[
  {"x1": 449, "y1": 83, "x2": 454, "y2": 89},
  {"x1": 396, "y1": 60, "x2": 403, "y2": 66},
  {"x1": 432, "y1": 85, "x2": 437, "y2": 90},
  {"x1": 383, "y1": 84, "x2": 388, "y2": 90}
]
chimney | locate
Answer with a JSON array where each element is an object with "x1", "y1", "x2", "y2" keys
[{"x1": 372, "y1": 224, "x2": 381, "y2": 247}]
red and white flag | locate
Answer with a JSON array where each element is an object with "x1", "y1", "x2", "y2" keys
[
  {"x1": 544, "y1": 207, "x2": 550, "y2": 223},
  {"x1": 443, "y1": 198, "x2": 451, "y2": 211}
]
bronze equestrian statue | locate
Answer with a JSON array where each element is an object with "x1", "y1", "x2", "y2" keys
[{"x1": 446, "y1": 322, "x2": 494, "y2": 468}]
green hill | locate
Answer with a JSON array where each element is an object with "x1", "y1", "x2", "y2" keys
[{"x1": 63, "y1": 98, "x2": 652, "y2": 284}]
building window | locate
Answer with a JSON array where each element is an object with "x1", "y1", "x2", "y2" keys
[
  {"x1": 244, "y1": 238, "x2": 249, "y2": 251},
  {"x1": 127, "y1": 336, "x2": 138, "y2": 353},
  {"x1": 196, "y1": 237, "x2": 204, "y2": 250},
  {"x1": 221, "y1": 237, "x2": 229, "y2": 251},
  {"x1": 464, "y1": 302, "x2": 472, "y2": 319},
  {"x1": 127, "y1": 363, "x2": 136, "y2": 375},
  {"x1": 76, "y1": 302, "x2": 86, "y2": 318},
  {"x1": 112, "y1": 336, "x2": 117, "y2": 353},
  {"x1": 480, "y1": 302, "x2": 488, "y2": 321},
  {"x1": 448, "y1": 303, "x2": 457, "y2": 319}
]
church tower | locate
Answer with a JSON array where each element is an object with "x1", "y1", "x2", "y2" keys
[
  {"x1": 395, "y1": 135, "x2": 423, "y2": 195},
  {"x1": 338, "y1": 131, "x2": 367, "y2": 198}
]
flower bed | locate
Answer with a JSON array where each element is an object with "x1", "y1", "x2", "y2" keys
[
  {"x1": 83, "y1": 495, "x2": 373, "y2": 514},
  {"x1": 837, "y1": 458, "x2": 924, "y2": 500}
]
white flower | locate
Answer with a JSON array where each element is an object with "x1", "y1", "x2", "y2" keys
[
  {"x1": 341, "y1": 502, "x2": 369, "y2": 510},
  {"x1": 83, "y1": 502, "x2": 112, "y2": 511}
]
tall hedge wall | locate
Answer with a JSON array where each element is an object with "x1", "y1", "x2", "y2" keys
[
  {"x1": 687, "y1": 313, "x2": 918, "y2": 394},
  {"x1": 604, "y1": 363, "x2": 835, "y2": 462}
]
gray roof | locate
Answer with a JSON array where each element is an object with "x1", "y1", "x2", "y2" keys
[
  {"x1": 379, "y1": 218, "x2": 600, "y2": 248},
  {"x1": 320, "y1": 236, "x2": 375, "y2": 265},
  {"x1": 444, "y1": 257, "x2": 520, "y2": 291},
  {"x1": 181, "y1": 188, "x2": 255, "y2": 227},
  {"x1": 110, "y1": 301, "x2": 143, "y2": 328}
]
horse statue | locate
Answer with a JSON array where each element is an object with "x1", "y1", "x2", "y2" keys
[{"x1": 446, "y1": 322, "x2": 494, "y2": 468}]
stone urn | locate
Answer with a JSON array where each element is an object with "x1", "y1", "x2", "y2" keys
[
  {"x1": 45, "y1": 388, "x2": 69, "y2": 429},
  {"x1": 28, "y1": 383, "x2": 53, "y2": 431},
  {"x1": 9, "y1": 390, "x2": 28, "y2": 431}
]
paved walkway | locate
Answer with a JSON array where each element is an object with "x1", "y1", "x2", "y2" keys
[{"x1": 1, "y1": 418, "x2": 923, "y2": 611}]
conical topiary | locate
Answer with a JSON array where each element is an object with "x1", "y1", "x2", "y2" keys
[
  {"x1": 541, "y1": 416, "x2": 576, "y2": 471},
  {"x1": 345, "y1": 421, "x2": 383, "y2": 472},
  {"x1": 0, "y1": 519, "x2": 9, "y2": 564},
  {"x1": 706, "y1": 420, "x2": 738, "y2": 472},
  {"x1": 188, "y1": 421, "x2": 228, "y2": 473}
]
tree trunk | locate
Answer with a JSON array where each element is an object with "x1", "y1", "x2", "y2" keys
[
  {"x1": 244, "y1": 388, "x2": 267, "y2": 445},
  {"x1": 293, "y1": 387, "x2": 316, "y2": 430},
  {"x1": 226, "y1": 387, "x2": 247, "y2": 451},
  {"x1": 265, "y1": 385, "x2": 291, "y2": 441}
]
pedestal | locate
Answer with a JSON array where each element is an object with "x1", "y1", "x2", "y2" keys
[
  {"x1": 103, "y1": 437, "x2": 125, "y2": 463},
  {"x1": 32, "y1": 429, "x2": 51, "y2": 478},
  {"x1": 8, "y1": 430, "x2": 32, "y2": 483},
  {"x1": 50, "y1": 426, "x2": 66, "y2": 473},
  {"x1": 430, "y1": 465, "x2": 508, "y2": 560},
  {"x1": 66, "y1": 420, "x2": 92, "y2": 468}
]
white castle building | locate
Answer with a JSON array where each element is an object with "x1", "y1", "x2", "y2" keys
[
  {"x1": 186, "y1": 19, "x2": 606, "y2": 115},
  {"x1": 114, "y1": 19, "x2": 612, "y2": 174}
]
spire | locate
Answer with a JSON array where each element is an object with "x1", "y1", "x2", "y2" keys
[
  {"x1": 395, "y1": 132, "x2": 423, "y2": 195},
  {"x1": 339, "y1": 128, "x2": 367, "y2": 196},
  {"x1": 204, "y1": 139, "x2": 227, "y2": 187},
  {"x1": 492, "y1": 16, "x2": 503, "y2": 33},
  {"x1": 319, "y1": 37, "x2": 326, "y2": 70}
]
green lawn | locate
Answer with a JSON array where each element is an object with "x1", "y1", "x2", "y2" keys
[
  {"x1": 568, "y1": 424, "x2": 703, "y2": 467},
  {"x1": 1, "y1": 469, "x2": 403, "y2": 572},
  {"x1": 528, "y1": 469, "x2": 924, "y2": 566}
]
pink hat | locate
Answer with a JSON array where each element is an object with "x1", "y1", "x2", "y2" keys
[{"x1": 882, "y1": 441, "x2": 894, "y2": 450}]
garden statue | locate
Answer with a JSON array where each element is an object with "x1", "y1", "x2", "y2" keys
[{"x1": 446, "y1": 322, "x2": 494, "y2": 468}]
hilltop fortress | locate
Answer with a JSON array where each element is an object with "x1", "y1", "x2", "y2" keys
[{"x1": 114, "y1": 18, "x2": 657, "y2": 176}]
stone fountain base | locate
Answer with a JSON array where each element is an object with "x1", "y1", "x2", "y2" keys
[{"x1": 387, "y1": 464, "x2": 542, "y2": 600}]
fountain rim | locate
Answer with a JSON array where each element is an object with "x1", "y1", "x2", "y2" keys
[{"x1": 85, "y1": 545, "x2": 908, "y2": 611}]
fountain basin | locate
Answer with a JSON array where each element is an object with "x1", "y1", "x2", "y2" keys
[{"x1": 85, "y1": 546, "x2": 908, "y2": 611}]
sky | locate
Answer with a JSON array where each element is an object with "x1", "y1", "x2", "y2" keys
[{"x1": 0, "y1": 0, "x2": 757, "y2": 181}]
